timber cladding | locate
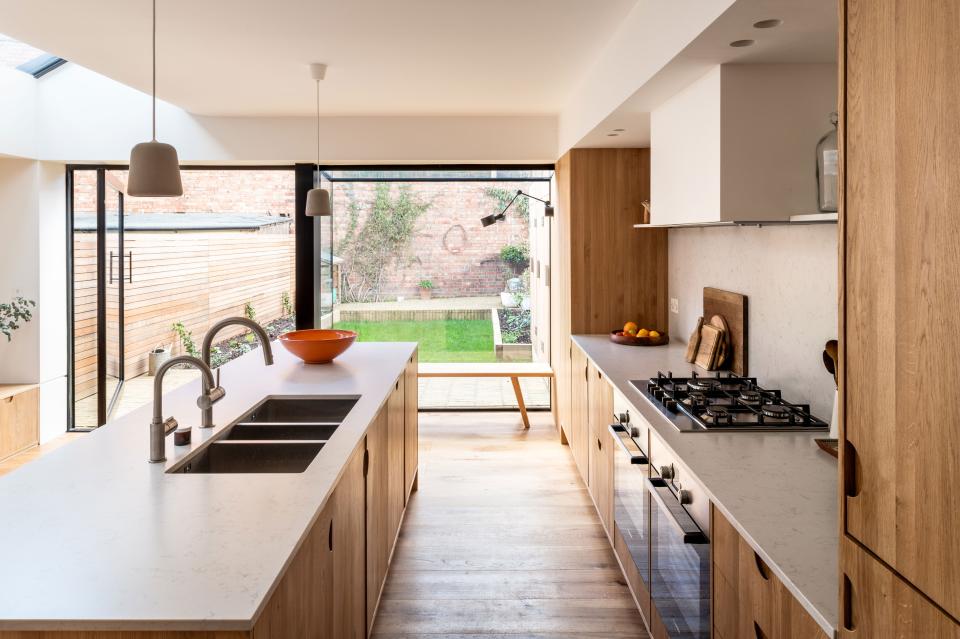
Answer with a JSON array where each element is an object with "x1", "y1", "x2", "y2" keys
[{"x1": 73, "y1": 230, "x2": 295, "y2": 400}]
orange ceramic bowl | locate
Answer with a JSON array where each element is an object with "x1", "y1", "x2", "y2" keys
[{"x1": 279, "y1": 329, "x2": 357, "y2": 364}]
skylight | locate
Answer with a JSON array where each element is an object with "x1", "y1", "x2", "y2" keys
[{"x1": 0, "y1": 32, "x2": 66, "y2": 78}]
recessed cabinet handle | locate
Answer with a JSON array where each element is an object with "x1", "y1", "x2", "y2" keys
[
  {"x1": 597, "y1": 438, "x2": 602, "y2": 451},
  {"x1": 4, "y1": 396, "x2": 13, "y2": 403},
  {"x1": 842, "y1": 575, "x2": 855, "y2": 631},
  {"x1": 328, "y1": 520, "x2": 334, "y2": 551},
  {"x1": 843, "y1": 440, "x2": 861, "y2": 498},
  {"x1": 754, "y1": 621, "x2": 769, "y2": 639},
  {"x1": 363, "y1": 449, "x2": 370, "y2": 477},
  {"x1": 754, "y1": 552, "x2": 771, "y2": 580}
]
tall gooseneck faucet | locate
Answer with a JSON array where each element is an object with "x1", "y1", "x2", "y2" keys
[
  {"x1": 149, "y1": 355, "x2": 224, "y2": 463},
  {"x1": 200, "y1": 317, "x2": 274, "y2": 428}
]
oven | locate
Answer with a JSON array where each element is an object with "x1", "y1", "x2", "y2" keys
[
  {"x1": 610, "y1": 420, "x2": 651, "y2": 621},
  {"x1": 647, "y1": 471, "x2": 710, "y2": 639},
  {"x1": 610, "y1": 402, "x2": 710, "y2": 639}
]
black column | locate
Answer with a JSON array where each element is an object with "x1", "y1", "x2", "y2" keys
[{"x1": 294, "y1": 163, "x2": 315, "y2": 330}]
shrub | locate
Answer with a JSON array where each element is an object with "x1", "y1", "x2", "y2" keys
[
  {"x1": 500, "y1": 244, "x2": 530, "y2": 271},
  {"x1": 418, "y1": 279, "x2": 434, "y2": 289}
]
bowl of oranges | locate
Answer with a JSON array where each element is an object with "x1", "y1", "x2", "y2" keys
[{"x1": 610, "y1": 321, "x2": 669, "y2": 347}]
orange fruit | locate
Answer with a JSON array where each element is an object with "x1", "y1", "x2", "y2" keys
[
  {"x1": 649, "y1": 330, "x2": 661, "y2": 338},
  {"x1": 623, "y1": 321, "x2": 638, "y2": 335},
  {"x1": 637, "y1": 328, "x2": 650, "y2": 337}
]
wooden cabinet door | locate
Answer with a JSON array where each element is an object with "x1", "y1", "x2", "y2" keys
[
  {"x1": 587, "y1": 363, "x2": 614, "y2": 538},
  {"x1": 569, "y1": 344, "x2": 590, "y2": 483},
  {"x1": 843, "y1": 0, "x2": 960, "y2": 617},
  {"x1": 840, "y1": 539, "x2": 960, "y2": 638},
  {"x1": 366, "y1": 407, "x2": 390, "y2": 629},
  {"x1": 387, "y1": 376, "x2": 405, "y2": 539},
  {"x1": 0, "y1": 387, "x2": 38, "y2": 461},
  {"x1": 332, "y1": 442, "x2": 366, "y2": 639},
  {"x1": 404, "y1": 351, "x2": 419, "y2": 500}
]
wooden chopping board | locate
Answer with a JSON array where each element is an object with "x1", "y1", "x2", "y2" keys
[{"x1": 703, "y1": 287, "x2": 748, "y2": 376}]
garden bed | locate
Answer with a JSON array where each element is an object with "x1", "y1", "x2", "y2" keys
[
  {"x1": 493, "y1": 308, "x2": 532, "y2": 362},
  {"x1": 203, "y1": 315, "x2": 296, "y2": 367}
]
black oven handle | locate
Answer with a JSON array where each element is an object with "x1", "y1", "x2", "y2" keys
[
  {"x1": 608, "y1": 424, "x2": 648, "y2": 464},
  {"x1": 646, "y1": 476, "x2": 708, "y2": 544}
]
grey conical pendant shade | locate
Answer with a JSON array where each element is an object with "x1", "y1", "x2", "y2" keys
[
  {"x1": 305, "y1": 187, "x2": 331, "y2": 216},
  {"x1": 128, "y1": 141, "x2": 183, "y2": 197}
]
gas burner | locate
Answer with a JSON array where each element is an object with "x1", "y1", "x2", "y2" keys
[
  {"x1": 761, "y1": 404, "x2": 794, "y2": 420},
  {"x1": 704, "y1": 406, "x2": 730, "y2": 422},
  {"x1": 687, "y1": 378, "x2": 721, "y2": 392},
  {"x1": 634, "y1": 371, "x2": 828, "y2": 433}
]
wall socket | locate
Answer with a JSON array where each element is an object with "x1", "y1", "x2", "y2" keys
[{"x1": 670, "y1": 297, "x2": 679, "y2": 314}]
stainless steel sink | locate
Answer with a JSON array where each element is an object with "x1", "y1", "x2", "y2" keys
[
  {"x1": 170, "y1": 442, "x2": 324, "y2": 474},
  {"x1": 221, "y1": 423, "x2": 339, "y2": 441},
  {"x1": 240, "y1": 397, "x2": 359, "y2": 424}
]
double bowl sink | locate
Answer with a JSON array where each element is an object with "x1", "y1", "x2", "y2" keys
[{"x1": 168, "y1": 396, "x2": 358, "y2": 474}]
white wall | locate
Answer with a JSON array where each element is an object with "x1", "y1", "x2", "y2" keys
[
  {"x1": 0, "y1": 68, "x2": 37, "y2": 159},
  {"x1": 668, "y1": 224, "x2": 838, "y2": 420},
  {"x1": 0, "y1": 158, "x2": 40, "y2": 383},
  {"x1": 650, "y1": 67, "x2": 722, "y2": 224},
  {"x1": 31, "y1": 65, "x2": 558, "y2": 164}
]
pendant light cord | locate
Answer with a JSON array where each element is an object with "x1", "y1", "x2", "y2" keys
[
  {"x1": 315, "y1": 79, "x2": 320, "y2": 188},
  {"x1": 152, "y1": 0, "x2": 157, "y2": 141}
]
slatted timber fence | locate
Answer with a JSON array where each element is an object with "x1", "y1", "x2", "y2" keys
[{"x1": 73, "y1": 229, "x2": 295, "y2": 400}]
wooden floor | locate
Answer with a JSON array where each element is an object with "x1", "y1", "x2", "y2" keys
[
  {"x1": 0, "y1": 433, "x2": 82, "y2": 477},
  {"x1": 372, "y1": 411, "x2": 649, "y2": 638}
]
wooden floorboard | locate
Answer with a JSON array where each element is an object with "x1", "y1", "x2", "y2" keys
[{"x1": 372, "y1": 411, "x2": 648, "y2": 638}]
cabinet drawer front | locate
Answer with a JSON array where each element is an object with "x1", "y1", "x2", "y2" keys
[{"x1": 0, "y1": 388, "x2": 39, "y2": 461}]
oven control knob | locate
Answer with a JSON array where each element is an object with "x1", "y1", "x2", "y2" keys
[
  {"x1": 678, "y1": 489, "x2": 693, "y2": 505},
  {"x1": 659, "y1": 465, "x2": 675, "y2": 480},
  {"x1": 665, "y1": 399, "x2": 678, "y2": 413}
]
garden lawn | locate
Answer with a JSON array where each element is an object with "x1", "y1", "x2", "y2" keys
[{"x1": 334, "y1": 319, "x2": 496, "y2": 363}]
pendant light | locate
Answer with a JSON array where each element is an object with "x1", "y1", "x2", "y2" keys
[
  {"x1": 128, "y1": 0, "x2": 183, "y2": 197},
  {"x1": 305, "y1": 63, "x2": 331, "y2": 216}
]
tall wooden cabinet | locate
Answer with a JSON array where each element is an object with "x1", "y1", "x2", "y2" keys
[
  {"x1": 841, "y1": 0, "x2": 960, "y2": 632},
  {"x1": 550, "y1": 148, "x2": 668, "y2": 447},
  {"x1": 587, "y1": 361, "x2": 614, "y2": 539},
  {"x1": 569, "y1": 343, "x2": 590, "y2": 480}
]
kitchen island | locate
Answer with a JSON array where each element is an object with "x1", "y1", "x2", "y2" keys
[
  {"x1": 0, "y1": 341, "x2": 418, "y2": 637},
  {"x1": 571, "y1": 334, "x2": 838, "y2": 637}
]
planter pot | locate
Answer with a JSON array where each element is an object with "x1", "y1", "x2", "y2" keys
[
  {"x1": 419, "y1": 289, "x2": 433, "y2": 300},
  {"x1": 521, "y1": 295, "x2": 531, "y2": 311},
  {"x1": 501, "y1": 291, "x2": 518, "y2": 308},
  {"x1": 507, "y1": 277, "x2": 522, "y2": 292},
  {"x1": 148, "y1": 348, "x2": 171, "y2": 376}
]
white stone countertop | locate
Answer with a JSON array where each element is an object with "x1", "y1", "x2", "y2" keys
[
  {"x1": 572, "y1": 335, "x2": 838, "y2": 637},
  {"x1": 0, "y1": 341, "x2": 416, "y2": 632}
]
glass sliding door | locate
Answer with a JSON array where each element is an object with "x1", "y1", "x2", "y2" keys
[
  {"x1": 70, "y1": 169, "x2": 126, "y2": 429},
  {"x1": 103, "y1": 175, "x2": 125, "y2": 419}
]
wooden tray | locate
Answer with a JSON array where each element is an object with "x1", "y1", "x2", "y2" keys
[{"x1": 610, "y1": 330, "x2": 670, "y2": 347}]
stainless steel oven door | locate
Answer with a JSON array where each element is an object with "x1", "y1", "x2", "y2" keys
[
  {"x1": 648, "y1": 475, "x2": 710, "y2": 639},
  {"x1": 610, "y1": 424, "x2": 649, "y2": 587}
]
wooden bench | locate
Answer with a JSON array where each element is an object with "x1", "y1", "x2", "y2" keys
[{"x1": 418, "y1": 362, "x2": 554, "y2": 429}]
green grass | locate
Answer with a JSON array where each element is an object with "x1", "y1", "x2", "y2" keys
[{"x1": 334, "y1": 319, "x2": 496, "y2": 363}]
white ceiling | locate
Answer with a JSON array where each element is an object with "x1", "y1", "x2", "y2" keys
[
  {"x1": 577, "y1": 0, "x2": 838, "y2": 148},
  {"x1": 0, "y1": 0, "x2": 637, "y2": 117}
]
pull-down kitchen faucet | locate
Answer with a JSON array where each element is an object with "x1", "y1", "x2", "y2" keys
[
  {"x1": 148, "y1": 355, "x2": 224, "y2": 463},
  {"x1": 200, "y1": 317, "x2": 275, "y2": 428}
]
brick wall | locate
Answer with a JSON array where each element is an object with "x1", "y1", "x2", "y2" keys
[
  {"x1": 73, "y1": 169, "x2": 295, "y2": 216},
  {"x1": 332, "y1": 181, "x2": 542, "y2": 299},
  {"x1": 72, "y1": 170, "x2": 544, "y2": 300}
]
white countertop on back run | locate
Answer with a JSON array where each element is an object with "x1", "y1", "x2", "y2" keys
[
  {"x1": 571, "y1": 335, "x2": 838, "y2": 637},
  {"x1": 0, "y1": 341, "x2": 416, "y2": 632}
]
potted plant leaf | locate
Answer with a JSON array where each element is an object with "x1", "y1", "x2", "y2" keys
[
  {"x1": 418, "y1": 279, "x2": 435, "y2": 300},
  {"x1": 0, "y1": 296, "x2": 35, "y2": 342}
]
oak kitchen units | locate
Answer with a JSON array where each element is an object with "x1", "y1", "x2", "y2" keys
[{"x1": 0, "y1": 342, "x2": 418, "y2": 637}]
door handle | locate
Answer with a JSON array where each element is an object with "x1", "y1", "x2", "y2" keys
[
  {"x1": 127, "y1": 251, "x2": 133, "y2": 283},
  {"x1": 843, "y1": 440, "x2": 861, "y2": 498},
  {"x1": 645, "y1": 476, "x2": 707, "y2": 544},
  {"x1": 607, "y1": 424, "x2": 647, "y2": 463},
  {"x1": 328, "y1": 519, "x2": 334, "y2": 551},
  {"x1": 109, "y1": 251, "x2": 115, "y2": 284}
]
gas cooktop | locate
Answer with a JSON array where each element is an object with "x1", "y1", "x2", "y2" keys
[{"x1": 632, "y1": 371, "x2": 829, "y2": 433}]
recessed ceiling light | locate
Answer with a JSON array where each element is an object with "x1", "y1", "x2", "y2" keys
[
  {"x1": 613, "y1": 128, "x2": 626, "y2": 132},
  {"x1": 753, "y1": 19, "x2": 782, "y2": 29},
  {"x1": 730, "y1": 39, "x2": 755, "y2": 47},
  {"x1": 607, "y1": 133, "x2": 619, "y2": 137}
]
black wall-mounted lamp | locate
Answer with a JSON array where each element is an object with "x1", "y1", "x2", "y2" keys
[{"x1": 480, "y1": 189, "x2": 554, "y2": 227}]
